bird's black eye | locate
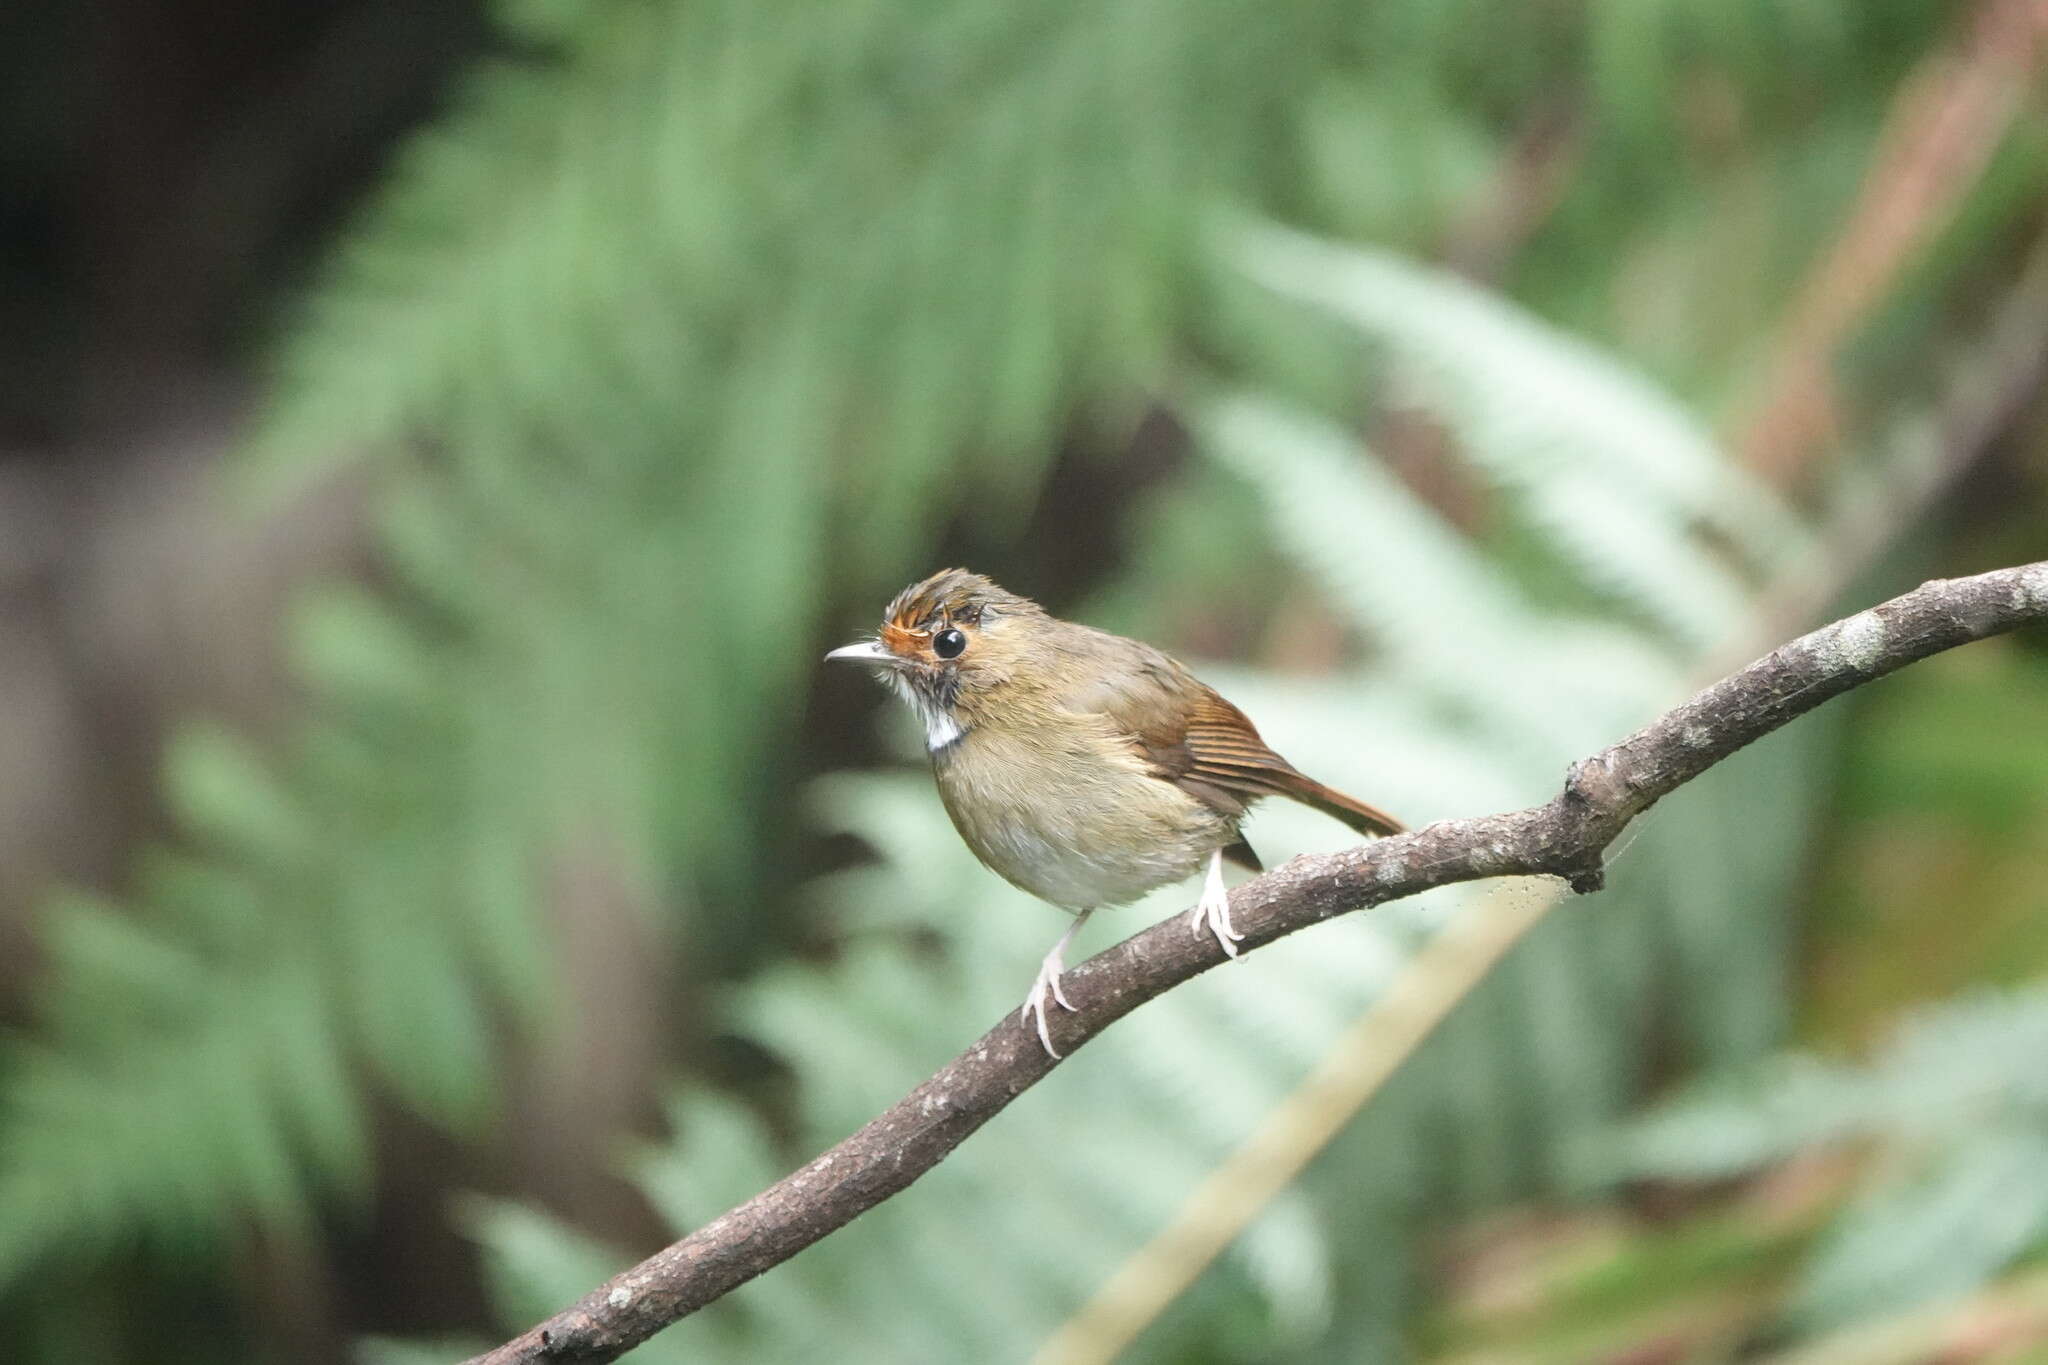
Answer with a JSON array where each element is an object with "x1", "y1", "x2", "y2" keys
[{"x1": 933, "y1": 627, "x2": 967, "y2": 659}]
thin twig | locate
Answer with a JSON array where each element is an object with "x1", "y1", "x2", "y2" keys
[{"x1": 469, "y1": 561, "x2": 2048, "y2": 1365}]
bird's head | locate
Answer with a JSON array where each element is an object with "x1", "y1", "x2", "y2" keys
[{"x1": 825, "y1": 568, "x2": 1044, "y2": 749}]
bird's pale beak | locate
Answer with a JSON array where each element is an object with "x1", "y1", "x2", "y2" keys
[{"x1": 824, "y1": 640, "x2": 895, "y2": 665}]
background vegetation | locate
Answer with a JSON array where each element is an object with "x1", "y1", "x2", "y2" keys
[{"x1": 1, "y1": 1, "x2": 2045, "y2": 1360}]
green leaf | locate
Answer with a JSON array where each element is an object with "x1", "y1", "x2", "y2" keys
[{"x1": 1791, "y1": 1126, "x2": 2048, "y2": 1330}]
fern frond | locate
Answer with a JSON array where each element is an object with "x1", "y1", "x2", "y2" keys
[
  {"x1": 1227, "y1": 221, "x2": 1807, "y2": 642},
  {"x1": 1618, "y1": 983, "x2": 2048, "y2": 1328}
]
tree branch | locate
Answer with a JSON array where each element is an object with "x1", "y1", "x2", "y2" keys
[{"x1": 469, "y1": 561, "x2": 2048, "y2": 1365}]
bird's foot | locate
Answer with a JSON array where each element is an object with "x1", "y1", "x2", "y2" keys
[
  {"x1": 1188, "y1": 847, "x2": 1242, "y2": 959},
  {"x1": 1020, "y1": 911, "x2": 1090, "y2": 1058},
  {"x1": 1019, "y1": 956, "x2": 1072, "y2": 1059}
]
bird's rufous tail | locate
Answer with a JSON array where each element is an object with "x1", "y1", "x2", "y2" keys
[{"x1": 1281, "y1": 773, "x2": 1404, "y2": 839}]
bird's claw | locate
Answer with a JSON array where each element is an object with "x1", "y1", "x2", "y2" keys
[
  {"x1": 1020, "y1": 916, "x2": 1088, "y2": 1058},
  {"x1": 1020, "y1": 956, "x2": 1074, "y2": 1058},
  {"x1": 1190, "y1": 848, "x2": 1242, "y2": 958}
]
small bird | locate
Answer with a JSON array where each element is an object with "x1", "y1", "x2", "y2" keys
[{"x1": 827, "y1": 569, "x2": 1403, "y2": 1056}]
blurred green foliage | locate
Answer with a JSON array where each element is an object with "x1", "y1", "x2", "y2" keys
[
  {"x1": 2, "y1": 0, "x2": 2045, "y2": 1361},
  {"x1": 1809, "y1": 642, "x2": 2048, "y2": 1037}
]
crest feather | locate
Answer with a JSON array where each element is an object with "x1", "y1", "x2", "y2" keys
[{"x1": 884, "y1": 569, "x2": 1040, "y2": 631}]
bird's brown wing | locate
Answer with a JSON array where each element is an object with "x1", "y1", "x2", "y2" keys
[{"x1": 1074, "y1": 649, "x2": 1405, "y2": 851}]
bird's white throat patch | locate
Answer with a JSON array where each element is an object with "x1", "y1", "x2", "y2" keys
[
  {"x1": 887, "y1": 673, "x2": 966, "y2": 751},
  {"x1": 921, "y1": 706, "x2": 965, "y2": 751}
]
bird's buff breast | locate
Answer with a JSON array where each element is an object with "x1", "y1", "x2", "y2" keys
[{"x1": 933, "y1": 719, "x2": 1231, "y2": 911}]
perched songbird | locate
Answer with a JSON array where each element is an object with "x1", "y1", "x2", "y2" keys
[{"x1": 827, "y1": 569, "x2": 1403, "y2": 1056}]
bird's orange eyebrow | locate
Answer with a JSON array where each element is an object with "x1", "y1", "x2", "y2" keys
[{"x1": 881, "y1": 621, "x2": 929, "y2": 654}]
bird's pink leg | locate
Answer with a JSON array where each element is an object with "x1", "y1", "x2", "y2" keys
[
  {"x1": 1021, "y1": 909, "x2": 1091, "y2": 1058},
  {"x1": 1188, "y1": 846, "x2": 1241, "y2": 958}
]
